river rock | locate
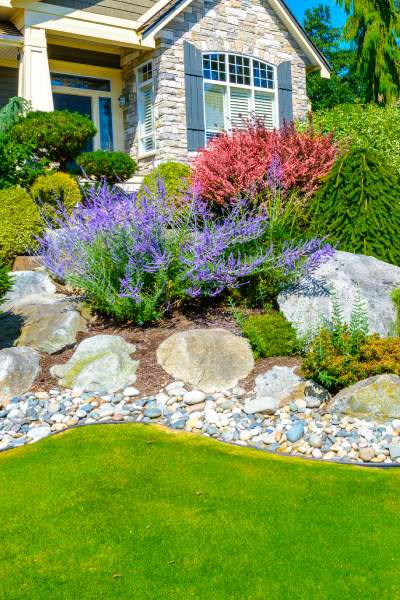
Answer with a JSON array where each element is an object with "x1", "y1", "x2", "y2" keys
[
  {"x1": 278, "y1": 250, "x2": 400, "y2": 338},
  {"x1": 0, "y1": 347, "x2": 41, "y2": 407},
  {"x1": 359, "y1": 447, "x2": 374, "y2": 462},
  {"x1": 308, "y1": 434, "x2": 323, "y2": 448},
  {"x1": 50, "y1": 335, "x2": 139, "y2": 392},
  {"x1": 287, "y1": 421, "x2": 304, "y2": 442},
  {"x1": 5, "y1": 271, "x2": 56, "y2": 302},
  {"x1": 255, "y1": 366, "x2": 303, "y2": 406},
  {"x1": 244, "y1": 397, "x2": 277, "y2": 415},
  {"x1": 0, "y1": 294, "x2": 91, "y2": 353},
  {"x1": 156, "y1": 328, "x2": 254, "y2": 393},
  {"x1": 328, "y1": 374, "x2": 400, "y2": 422}
]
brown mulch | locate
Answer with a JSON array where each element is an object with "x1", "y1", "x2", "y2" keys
[{"x1": 32, "y1": 298, "x2": 301, "y2": 396}]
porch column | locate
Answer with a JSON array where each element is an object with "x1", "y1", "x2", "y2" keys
[{"x1": 19, "y1": 28, "x2": 53, "y2": 111}]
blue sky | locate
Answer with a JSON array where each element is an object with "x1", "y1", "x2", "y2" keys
[{"x1": 287, "y1": 0, "x2": 347, "y2": 29}]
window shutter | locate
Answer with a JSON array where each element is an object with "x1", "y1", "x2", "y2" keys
[
  {"x1": 254, "y1": 91, "x2": 274, "y2": 130},
  {"x1": 229, "y1": 88, "x2": 251, "y2": 126},
  {"x1": 143, "y1": 87, "x2": 154, "y2": 135},
  {"x1": 184, "y1": 40, "x2": 205, "y2": 151},
  {"x1": 277, "y1": 61, "x2": 293, "y2": 125}
]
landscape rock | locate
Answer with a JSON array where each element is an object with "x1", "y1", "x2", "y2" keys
[
  {"x1": 182, "y1": 391, "x2": 206, "y2": 405},
  {"x1": 255, "y1": 366, "x2": 303, "y2": 406},
  {"x1": 156, "y1": 328, "x2": 254, "y2": 393},
  {"x1": 5, "y1": 271, "x2": 56, "y2": 302},
  {"x1": 278, "y1": 250, "x2": 400, "y2": 338},
  {"x1": 0, "y1": 294, "x2": 91, "y2": 353},
  {"x1": 308, "y1": 434, "x2": 323, "y2": 448},
  {"x1": 359, "y1": 447, "x2": 374, "y2": 462},
  {"x1": 244, "y1": 397, "x2": 277, "y2": 415},
  {"x1": 0, "y1": 347, "x2": 41, "y2": 407},
  {"x1": 50, "y1": 335, "x2": 139, "y2": 392},
  {"x1": 287, "y1": 421, "x2": 304, "y2": 442},
  {"x1": 328, "y1": 374, "x2": 400, "y2": 422}
]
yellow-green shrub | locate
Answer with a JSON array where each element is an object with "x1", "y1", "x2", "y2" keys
[
  {"x1": 0, "y1": 187, "x2": 44, "y2": 263},
  {"x1": 31, "y1": 172, "x2": 82, "y2": 216}
]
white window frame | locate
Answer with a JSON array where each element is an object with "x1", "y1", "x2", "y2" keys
[
  {"x1": 136, "y1": 59, "x2": 156, "y2": 156},
  {"x1": 202, "y1": 52, "x2": 278, "y2": 140}
]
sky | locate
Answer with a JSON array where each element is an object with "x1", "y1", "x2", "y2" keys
[{"x1": 286, "y1": 0, "x2": 347, "y2": 29}]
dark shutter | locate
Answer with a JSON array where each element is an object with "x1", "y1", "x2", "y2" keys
[
  {"x1": 183, "y1": 40, "x2": 205, "y2": 151},
  {"x1": 277, "y1": 61, "x2": 293, "y2": 125}
]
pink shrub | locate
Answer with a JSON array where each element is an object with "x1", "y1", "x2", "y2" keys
[{"x1": 191, "y1": 114, "x2": 340, "y2": 206}]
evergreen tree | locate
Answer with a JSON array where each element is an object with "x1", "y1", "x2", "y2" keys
[
  {"x1": 337, "y1": 0, "x2": 400, "y2": 103},
  {"x1": 308, "y1": 147, "x2": 400, "y2": 265}
]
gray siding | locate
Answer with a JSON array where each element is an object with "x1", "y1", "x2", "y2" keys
[
  {"x1": 48, "y1": 44, "x2": 121, "y2": 68},
  {"x1": 40, "y1": 0, "x2": 157, "y2": 21},
  {"x1": 0, "y1": 66, "x2": 18, "y2": 110}
]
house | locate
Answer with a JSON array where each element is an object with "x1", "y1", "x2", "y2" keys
[{"x1": 0, "y1": 0, "x2": 330, "y2": 173}]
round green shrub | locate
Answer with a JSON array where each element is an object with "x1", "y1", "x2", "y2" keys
[
  {"x1": 242, "y1": 312, "x2": 296, "y2": 360},
  {"x1": 141, "y1": 161, "x2": 190, "y2": 199},
  {"x1": 0, "y1": 187, "x2": 44, "y2": 264},
  {"x1": 308, "y1": 147, "x2": 400, "y2": 266},
  {"x1": 0, "y1": 260, "x2": 14, "y2": 309},
  {"x1": 76, "y1": 150, "x2": 137, "y2": 184},
  {"x1": 31, "y1": 172, "x2": 82, "y2": 216}
]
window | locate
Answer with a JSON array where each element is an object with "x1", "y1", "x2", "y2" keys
[
  {"x1": 202, "y1": 53, "x2": 276, "y2": 140},
  {"x1": 137, "y1": 61, "x2": 155, "y2": 154},
  {"x1": 50, "y1": 73, "x2": 111, "y2": 92},
  {"x1": 99, "y1": 97, "x2": 113, "y2": 151}
]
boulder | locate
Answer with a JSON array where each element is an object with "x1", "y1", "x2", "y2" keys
[
  {"x1": 156, "y1": 329, "x2": 254, "y2": 393},
  {"x1": 0, "y1": 294, "x2": 91, "y2": 354},
  {"x1": 244, "y1": 397, "x2": 277, "y2": 415},
  {"x1": 328, "y1": 374, "x2": 400, "y2": 422},
  {"x1": 255, "y1": 366, "x2": 303, "y2": 406},
  {"x1": 0, "y1": 347, "x2": 41, "y2": 407},
  {"x1": 5, "y1": 271, "x2": 56, "y2": 302},
  {"x1": 50, "y1": 335, "x2": 139, "y2": 392},
  {"x1": 278, "y1": 250, "x2": 400, "y2": 338}
]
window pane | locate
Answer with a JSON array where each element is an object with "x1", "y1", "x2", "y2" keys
[
  {"x1": 227, "y1": 55, "x2": 251, "y2": 86},
  {"x1": 99, "y1": 97, "x2": 113, "y2": 151},
  {"x1": 254, "y1": 91, "x2": 274, "y2": 129},
  {"x1": 204, "y1": 83, "x2": 225, "y2": 137},
  {"x1": 50, "y1": 73, "x2": 111, "y2": 91},
  {"x1": 229, "y1": 87, "x2": 251, "y2": 126},
  {"x1": 203, "y1": 54, "x2": 226, "y2": 81},
  {"x1": 252, "y1": 60, "x2": 274, "y2": 89},
  {"x1": 138, "y1": 62, "x2": 152, "y2": 84}
]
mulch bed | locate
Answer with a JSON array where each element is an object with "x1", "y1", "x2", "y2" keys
[{"x1": 32, "y1": 298, "x2": 301, "y2": 395}]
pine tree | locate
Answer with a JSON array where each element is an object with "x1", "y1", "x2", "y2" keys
[
  {"x1": 337, "y1": 0, "x2": 400, "y2": 103},
  {"x1": 308, "y1": 147, "x2": 400, "y2": 265}
]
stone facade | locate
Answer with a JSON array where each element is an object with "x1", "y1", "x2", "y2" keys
[{"x1": 121, "y1": 0, "x2": 310, "y2": 174}]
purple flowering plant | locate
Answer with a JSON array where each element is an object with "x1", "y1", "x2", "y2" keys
[{"x1": 35, "y1": 168, "x2": 336, "y2": 323}]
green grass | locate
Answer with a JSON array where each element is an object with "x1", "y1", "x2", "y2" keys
[{"x1": 1, "y1": 424, "x2": 400, "y2": 600}]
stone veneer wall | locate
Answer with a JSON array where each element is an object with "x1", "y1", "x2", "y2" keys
[{"x1": 120, "y1": 0, "x2": 310, "y2": 175}]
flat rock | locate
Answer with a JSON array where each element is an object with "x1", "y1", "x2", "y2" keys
[
  {"x1": 0, "y1": 347, "x2": 41, "y2": 407},
  {"x1": 5, "y1": 271, "x2": 56, "y2": 302},
  {"x1": 255, "y1": 366, "x2": 303, "y2": 406},
  {"x1": 156, "y1": 329, "x2": 254, "y2": 393},
  {"x1": 50, "y1": 335, "x2": 139, "y2": 392},
  {"x1": 0, "y1": 294, "x2": 91, "y2": 354},
  {"x1": 244, "y1": 397, "x2": 277, "y2": 415},
  {"x1": 278, "y1": 250, "x2": 400, "y2": 338},
  {"x1": 328, "y1": 374, "x2": 400, "y2": 422}
]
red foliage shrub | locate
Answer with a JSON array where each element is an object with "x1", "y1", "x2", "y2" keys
[{"x1": 191, "y1": 114, "x2": 341, "y2": 205}]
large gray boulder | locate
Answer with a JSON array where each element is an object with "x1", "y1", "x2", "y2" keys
[
  {"x1": 156, "y1": 328, "x2": 254, "y2": 393},
  {"x1": 255, "y1": 366, "x2": 330, "y2": 408},
  {"x1": 0, "y1": 347, "x2": 41, "y2": 407},
  {"x1": 278, "y1": 251, "x2": 400, "y2": 337},
  {"x1": 328, "y1": 374, "x2": 400, "y2": 422},
  {"x1": 5, "y1": 271, "x2": 56, "y2": 302},
  {"x1": 0, "y1": 294, "x2": 91, "y2": 354},
  {"x1": 50, "y1": 335, "x2": 139, "y2": 392}
]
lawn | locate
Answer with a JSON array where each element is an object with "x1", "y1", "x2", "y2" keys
[{"x1": 1, "y1": 424, "x2": 399, "y2": 600}]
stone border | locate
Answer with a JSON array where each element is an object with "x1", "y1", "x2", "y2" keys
[{"x1": 1, "y1": 420, "x2": 399, "y2": 468}]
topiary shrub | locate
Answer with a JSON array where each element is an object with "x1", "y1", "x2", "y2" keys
[
  {"x1": 31, "y1": 172, "x2": 82, "y2": 216},
  {"x1": 8, "y1": 110, "x2": 97, "y2": 172},
  {"x1": 242, "y1": 312, "x2": 296, "y2": 359},
  {"x1": 0, "y1": 260, "x2": 14, "y2": 310},
  {"x1": 76, "y1": 150, "x2": 137, "y2": 184},
  {"x1": 0, "y1": 187, "x2": 44, "y2": 263},
  {"x1": 141, "y1": 161, "x2": 190, "y2": 199},
  {"x1": 307, "y1": 147, "x2": 400, "y2": 266}
]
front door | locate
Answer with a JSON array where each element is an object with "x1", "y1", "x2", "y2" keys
[{"x1": 53, "y1": 93, "x2": 94, "y2": 152}]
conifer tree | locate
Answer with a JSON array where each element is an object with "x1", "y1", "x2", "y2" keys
[
  {"x1": 337, "y1": 0, "x2": 400, "y2": 103},
  {"x1": 308, "y1": 147, "x2": 400, "y2": 265}
]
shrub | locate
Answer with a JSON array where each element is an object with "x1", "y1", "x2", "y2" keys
[
  {"x1": 191, "y1": 114, "x2": 340, "y2": 206},
  {"x1": 0, "y1": 260, "x2": 14, "y2": 309},
  {"x1": 141, "y1": 162, "x2": 190, "y2": 199},
  {"x1": 0, "y1": 187, "x2": 44, "y2": 263},
  {"x1": 76, "y1": 150, "x2": 137, "y2": 184},
  {"x1": 0, "y1": 97, "x2": 32, "y2": 135},
  {"x1": 307, "y1": 147, "x2": 400, "y2": 266},
  {"x1": 242, "y1": 312, "x2": 296, "y2": 359},
  {"x1": 31, "y1": 172, "x2": 82, "y2": 217},
  {"x1": 36, "y1": 177, "x2": 335, "y2": 324},
  {"x1": 9, "y1": 110, "x2": 97, "y2": 172},
  {"x1": 301, "y1": 103, "x2": 400, "y2": 173},
  {"x1": 0, "y1": 135, "x2": 48, "y2": 189}
]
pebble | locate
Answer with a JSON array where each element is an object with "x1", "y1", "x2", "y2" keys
[{"x1": 123, "y1": 387, "x2": 140, "y2": 397}]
